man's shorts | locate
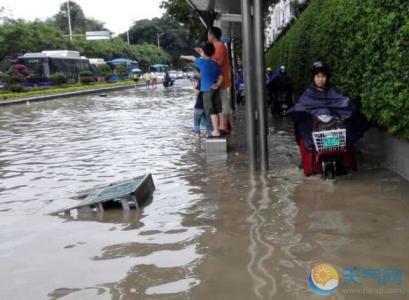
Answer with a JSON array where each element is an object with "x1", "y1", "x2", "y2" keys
[
  {"x1": 220, "y1": 88, "x2": 232, "y2": 114},
  {"x1": 203, "y1": 91, "x2": 221, "y2": 115}
]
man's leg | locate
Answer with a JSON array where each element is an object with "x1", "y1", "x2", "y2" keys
[
  {"x1": 219, "y1": 88, "x2": 232, "y2": 133},
  {"x1": 210, "y1": 114, "x2": 220, "y2": 136},
  {"x1": 193, "y1": 108, "x2": 203, "y2": 136},
  {"x1": 203, "y1": 92, "x2": 220, "y2": 137},
  {"x1": 202, "y1": 112, "x2": 213, "y2": 137}
]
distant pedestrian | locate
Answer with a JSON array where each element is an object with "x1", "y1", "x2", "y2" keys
[
  {"x1": 144, "y1": 72, "x2": 152, "y2": 89},
  {"x1": 268, "y1": 65, "x2": 293, "y2": 115},
  {"x1": 150, "y1": 71, "x2": 158, "y2": 89},
  {"x1": 235, "y1": 68, "x2": 244, "y2": 106},
  {"x1": 163, "y1": 71, "x2": 174, "y2": 88}
]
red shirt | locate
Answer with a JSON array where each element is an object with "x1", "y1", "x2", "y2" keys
[{"x1": 212, "y1": 40, "x2": 232, "y2": 89}]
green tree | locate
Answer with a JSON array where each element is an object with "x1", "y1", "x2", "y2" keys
[
  {"x1": 47, "y1": 1, "x2": 106, "y2": 35},
  {"x1": 0, "y1": 19, "x2": 69, "y2": 62},
  {"x1": 98, "y1": 64, "x2": 113, "y2": 81},
  {"x1": 160, "y1": 0, "x2": 205, "y2": 41},
  {"x1": 122, "y1": 17, "x2": 194, "y2": 67},
  {"x1": 115, "y1": 64, "x2": 128, "y2": 79},
  {"x1": 0, "y1": 18, "x2": 170, "y2": 72}
]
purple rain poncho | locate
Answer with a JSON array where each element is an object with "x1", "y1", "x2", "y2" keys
[{"x1": 288, "y1": 85, "x2": 365, "y2": 151}]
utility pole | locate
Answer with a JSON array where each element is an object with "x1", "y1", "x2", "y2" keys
[
  {"x1": 127, "y1": 30, "x2": 130, "y2": 44},
  {"x1": 157, "y1": 32, "x2": 165, "y2": 49},
  {"x1": 67, "y1": 1, "x2": 73, "y2": 41}
]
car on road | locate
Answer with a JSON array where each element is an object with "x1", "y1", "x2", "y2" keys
[
  {"x1": 155, "y1": 72, "x2": 165, "y2": 82},
  {"x1": 169, "y1": 70, "x2": 177, "y2": 80},
  {"x1": 177, "y1": 70, "x2": 184, "y2": 79}
]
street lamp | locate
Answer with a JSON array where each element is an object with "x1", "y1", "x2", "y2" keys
[
  {"x1": 66, "y1": 1, "x2": 73, "y2": 41},
  {"x1": 157, "y1": 32, "x2": 165, "y2": 49}
]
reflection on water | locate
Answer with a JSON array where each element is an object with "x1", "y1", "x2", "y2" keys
[{"x1": 1, "y1": 81, "x2": 409, "y2": 299}]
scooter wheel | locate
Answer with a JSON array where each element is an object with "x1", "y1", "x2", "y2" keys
[{"x1": 324, "y1": 162, "x2": 336, "y2": 180}]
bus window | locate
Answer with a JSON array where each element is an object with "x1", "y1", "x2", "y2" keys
[{"x1": 21, "y1": 58, "x2": 46, "y2": 77}]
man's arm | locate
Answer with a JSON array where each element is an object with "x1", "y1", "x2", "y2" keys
[
  {"x1": 194, "y1": 48, "x2": 204, "y2": 57},
  {"x1": 180, "y1": 55, "x2": 196, "y2": 62},
  {"x1": 211, "y1": 75, "x2": 223, "y2": 90}
]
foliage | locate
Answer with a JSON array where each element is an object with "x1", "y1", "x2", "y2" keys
[
  {"x1": 0, "y1": 19, "x2": 69, "y2": 62},
  {"x1": 114, "y1": 64, "x2": 128, "y2": 79},
  {"x1": 0, "y1": 80, "x2": 136, "y2": 100},
  {"x1": 98, "y1": 64, "x2": 113, "y2": 81},
  {"x1": 6, "y1": 63, "x2": 28, "y2": 92},
  {"x1": 266, "y1": 0, "x2": 409, "y2": 139},
  {"x1": 120, "y1": 17, "x2": 195, "y2": 67},
  {"x1": 46, "y1": 1, "x2": 106, "y2": 34},
  {"x1": 0, "y1": 72, "x2": 11, "y2": 84},
  {"x1": 160, "y1": 0, "x2": 204, "y2": 42},
  {"x1": 0, "y1": 20, "x2": 170, "y2": 72},
  {"x1": 9, "y1": 84, "x2": 23, "y2": 92},
  {"x1": 79, "y1": 70, "x2": 94, "y2": 84},
  {"x1": 49, "y1": 72, "x2": 66, "y2": 85}
]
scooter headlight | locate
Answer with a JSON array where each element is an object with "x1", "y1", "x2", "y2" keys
[{"x1": 317, "y1": 115, "x2": 333, "y2": 123}]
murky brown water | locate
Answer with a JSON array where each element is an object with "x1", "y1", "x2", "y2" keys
[{"x1": 1, "y1": 81, "x2": 409, "y2": 299}]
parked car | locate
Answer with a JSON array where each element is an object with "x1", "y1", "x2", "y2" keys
[
  {"x1": 177, "y1": 70, "x2": 184, "y2": 79},
  {"x1": 187, "y1": 70, "x2": 195, "y2": 79},
  {"x1": 157, "y1": 72, "x2": 166, "y2": 82},
  {"x1": 169, "y1": 70, "x2": 177, "y2": 80}
]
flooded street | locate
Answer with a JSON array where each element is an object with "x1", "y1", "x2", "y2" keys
[{"x1": 1, "y1": 81, "x2": 409, "y2": 300}]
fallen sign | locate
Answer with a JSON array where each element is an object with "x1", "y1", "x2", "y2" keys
[{"x1": 51, "y1": 174, "x2": 155, "y2": 216}]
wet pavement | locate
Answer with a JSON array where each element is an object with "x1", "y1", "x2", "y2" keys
[{"x1": 0, "y1": 80, "x2": 408, "y2": 299}]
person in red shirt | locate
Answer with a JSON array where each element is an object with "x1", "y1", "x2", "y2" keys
[{"x1": 208, "y1": 27, "x2": 233, "y2": 134}]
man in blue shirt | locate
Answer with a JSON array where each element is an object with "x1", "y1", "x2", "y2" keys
[{"x1": 180, "y1": 43, "x2": 223, "y2": 137}]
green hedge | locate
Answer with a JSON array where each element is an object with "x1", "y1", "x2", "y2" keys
[
  {"x1": 0, "y1": 80, "x2": 135, "y2": 101},
  {"x1": 266, "y1": 0, "x2": 409, "y2": 139}
]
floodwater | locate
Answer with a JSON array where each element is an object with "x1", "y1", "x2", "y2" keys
[{"x1": 1, "y1": 81, "x2": 408, "y2": 300}]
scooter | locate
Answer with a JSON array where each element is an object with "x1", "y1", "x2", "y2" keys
[
  {"x1": 312, "y1": 115, "x2": 348, "y2": 180},
  {"x1": 273, "y1": 92, "x2": 293, "y2": 116}
]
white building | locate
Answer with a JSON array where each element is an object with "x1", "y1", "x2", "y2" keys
[{"x1": 265, "y1": 0, "x2": 308, "y2": 47}]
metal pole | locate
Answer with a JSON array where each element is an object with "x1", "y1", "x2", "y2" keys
[
  {"x1": 228, "y1": 41, "x2": 236, "y2": 111},
  {"x1": 254, "y1": 0, "x2": 269, "y2": 171},
  {"x1": 67, "y1": 1, "x2": 73, "y2": 41},
  {"x1": 241, "y1": 0, "x2": 258, "y2": 170},
  {"x1": 157, "y1": 33, "x2": 165, "y2": 49}
]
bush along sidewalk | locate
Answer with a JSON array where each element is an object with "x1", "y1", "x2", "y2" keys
[{"x1": 266, "y1": 0, "x2": 409, "y2": 140}]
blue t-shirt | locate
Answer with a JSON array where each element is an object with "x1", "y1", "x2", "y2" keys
[{"x1": 195, "y1": 58, "x2": 221, "y2": 92}]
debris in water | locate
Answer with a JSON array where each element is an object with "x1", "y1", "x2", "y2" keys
[{"x1": 50, "y1": 174, "x2": 155, "y2": 215}]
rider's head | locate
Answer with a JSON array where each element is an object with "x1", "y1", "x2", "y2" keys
[{"x1": 312, "y1": 61, "x2": 330, "y2": 89}]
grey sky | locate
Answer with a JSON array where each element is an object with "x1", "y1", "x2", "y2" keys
[{"x1": 0, "y1": 0, "x2": 164, "y2": 34}]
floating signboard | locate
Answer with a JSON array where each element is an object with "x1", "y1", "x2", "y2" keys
[{"x1": 86, "y1": 31, "x2": 111, "y2": 40}]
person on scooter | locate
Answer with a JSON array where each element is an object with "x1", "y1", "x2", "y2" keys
[
  {"x1": 268, "y1": 66, "x2": 293, "y2": 116},
  {"x1": 288, "y1": 61, "x2": 364, "y2": 176}
]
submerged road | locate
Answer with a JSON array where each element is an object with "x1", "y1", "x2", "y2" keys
[{"x1": 0, "y1": 80, "x2": 408, "y2": 299}]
